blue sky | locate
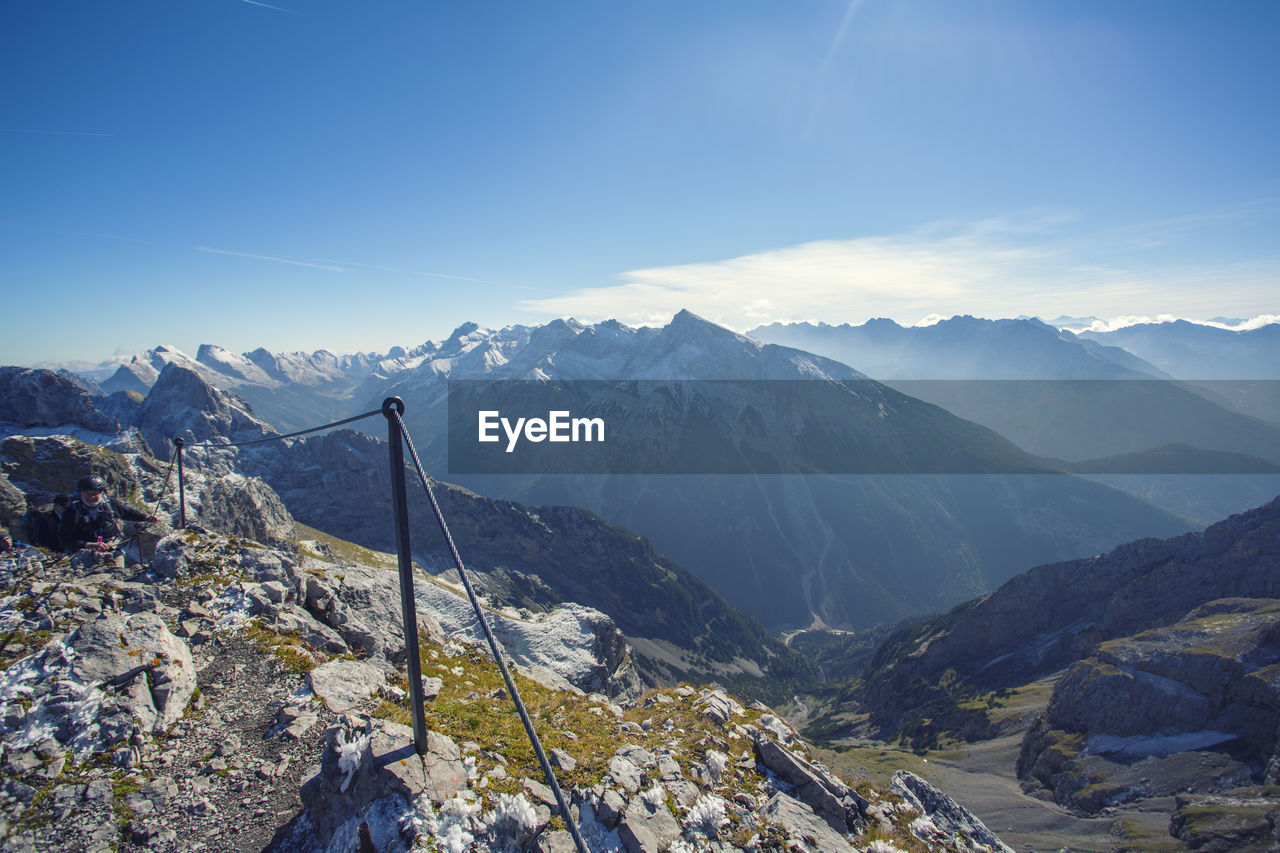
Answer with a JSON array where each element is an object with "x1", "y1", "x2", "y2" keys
[{"x1": 3, "y1": 0, "x2": 1277, "y2": 366}]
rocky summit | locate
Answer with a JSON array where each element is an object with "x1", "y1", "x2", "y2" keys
[{"x1": 0, "y1": 527, "x2": 1010, "y2": 852}]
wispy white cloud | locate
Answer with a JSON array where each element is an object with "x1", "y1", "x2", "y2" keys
[
  {"x1": 195, "y1": 246, "x2": 345, "y2": 272},
  {"x1": 1067, "y1": 313, "x2": 1280, "y2": 333},
  {"x1": 519, "y1": 215, "x2": 1278, "y2": 331}
]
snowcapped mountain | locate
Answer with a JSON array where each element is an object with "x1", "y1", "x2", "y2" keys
[
  {"x1": 100, "y1": 344, "x2": 387, "y2": 432},
  {"x1": 59, "y1": 311, "x2": 1268, "y2": 631},
  {"x1": 331, "y1": 311, "x2": 1194, "y2": 631},
  {"x1": 1080, "y1": 319, "x2": 1280, "y2": 379},
  {"x1": 748, "y1": 315, "x2": 1166, "y2": 380}
]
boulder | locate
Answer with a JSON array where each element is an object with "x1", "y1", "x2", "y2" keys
[
  {"x1": 307, "y1": 659, "x2": 387, "y2": 713},
  {"x1": 0, "y1": 611, "x2": 194, "y2": 757},
  {"x1": 758, "y1": 792, "x2": 857, "y2": 852},
  {"x1": 617, "y1": 794, "x2": 681, "y2": 853},
  {"x1": 299, "y1": 718, "x2": 467, "y2": 849},
  {"x1": 752, "y1": 732, "x2": 865, "y2": 831},
  {"x1": 889, "y1": 770, "x2": 1014, "y2": 853}
]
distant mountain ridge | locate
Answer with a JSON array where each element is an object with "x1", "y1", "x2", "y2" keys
[
  {"x1": 748, "y1": 315, "x2": 1167, "y2": 380},
  {"x1": 321, "y1": 311, "x2": 1195, "y2": 631},
  {"x1": 1081, "y1": 319, "x2": 1280, "y2": 379},
  {"x1": 747, "y1": 315, "x2": 1280, "y2": 473},
  {"x1": 63, "y1": 312, "x2": 1236, "y2": 632}
]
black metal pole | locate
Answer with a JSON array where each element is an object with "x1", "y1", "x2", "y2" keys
[
  {"x1": 174, "y1": 438, "x2": 186, "y2": 529},
  {"x1": 383, "y1": 397, "x2": 429, "y2": 756}
]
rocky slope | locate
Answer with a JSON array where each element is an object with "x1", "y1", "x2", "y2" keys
[
  {"x1": 851, "y1": 494, "x2": 1280, "y2": 748},
  {"x1": 0, "y1": 506, "x2": 1013, "y2": 852},
  {"x1": 1018, "y1": 598, "x2": 1280, "y2": 817}
]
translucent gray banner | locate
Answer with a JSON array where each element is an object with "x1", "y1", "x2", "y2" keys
[{"x1": 445, "y1": 379, "x2": 1280, "y2": 475}]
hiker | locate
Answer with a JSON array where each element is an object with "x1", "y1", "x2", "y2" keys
[
  {"x1": 59, "y1": 475, "x2": 158, "y2": 554},
  {"x1": 28, "y1": 494, "x2": 68, "y2": 552}
]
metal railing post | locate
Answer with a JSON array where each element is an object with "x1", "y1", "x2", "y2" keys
[
  {"x1": 174, "y1": 437, "x2": 186, "y2": 529},
  {"x1": 383, "y1": 397, "x2": 429, "y2": 756}
]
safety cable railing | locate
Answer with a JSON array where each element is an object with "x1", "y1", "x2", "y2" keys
[
  {"x1": 166, "y1": 398, "x2": 591, "y2": 852},
  {"x1": 179, "y1": 407, "x2": 384, "y2": 449},
  {"x1": 383, "y1": 398, "x2": 591, "y2": 853},
  {"x1": 169, "y1": 407, "x2": 385, "y2": 527}
]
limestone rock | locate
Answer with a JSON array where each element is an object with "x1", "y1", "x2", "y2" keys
[
  {"x1": 307, "y1": 658, "x2": 387, "y2": 713},
  {"x1": 752, "y1": 732, "x2": 865, "y2": 831},
  {"x1": 890, "y1": 770, "x2": 1015, "y2": 853},
  {"x1": 758, "y1": 792, "x2": 857, "y2": 853},
  {"x1": 617, "y1": 794, "x2": 681, "y2": 853},
  {"x1": 1018, "y1": 598, "x2": 1280, "y2": 813},
  {"x1": 0, "y1": 367, "x2": 119, "y2": 434},
  {"x1": 0, "y1": 611, "x2": 194, "y2": 757}
]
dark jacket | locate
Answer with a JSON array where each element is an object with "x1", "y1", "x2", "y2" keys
[
  {"x1": 59, "y1": 497, "x2": 149, "y2": 552},
  {"x1": 29, "y1": 509, "x2": 65, "y2": 552}
]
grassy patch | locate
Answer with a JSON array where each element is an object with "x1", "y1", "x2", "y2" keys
[
  {"x1": 243, "y1": 619, "x2": 323, "y2": 674},
  {"x1": 293, "y1": 523, "x2": 400, "y2": 569}
]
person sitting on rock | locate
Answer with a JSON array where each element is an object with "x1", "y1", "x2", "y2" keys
[
  {"x1": 29, "y1": 493, "x2": 68, "y2": 552},
  {"x1": 59, "y1": 475, "x2": 157, "y2": 554}
]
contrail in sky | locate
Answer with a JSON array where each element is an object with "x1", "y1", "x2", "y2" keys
[
  {"x1": 195, "y1": 246, "x2": 345, "y2": 272},
  {"x1": 1, "y1": 129, "x2": 113, "y2": 137}
]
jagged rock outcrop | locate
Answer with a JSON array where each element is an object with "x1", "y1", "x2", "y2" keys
[
  {"x1": 0, "y1": 367, "x2": 119, "y2": 434},
  {"x1": 887, "y1": 771, "x2": 1015, "y2": 853},
  {"x1": 0, "y1": 432, "x2": 295, "y2": 546},
  {"x1": 0, "y1": 472, "x2": 26, "y2": 541},
  {"x1": 186, "y1": 473, "x2": 295, "y2": 544},
  {"x1": 859, "y1": 496, "x2": 1280, "y2": 743},
  {"x1": 1018, "y1": 598, "x2": 1280, "y2": 814},
  {"x1": 133, "y1": 364, "x2": 276, "y2": 462},
  {"x1": 0, "y1": 434, "x2": 140, "y2": 509}
]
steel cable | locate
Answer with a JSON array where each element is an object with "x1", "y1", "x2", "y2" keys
[
  {"x1": 390, "y1": 408, "x2": 591, "y2": 853},
  {"x1": 180, "y1": 407, "x2": 383, "y2": 448}
]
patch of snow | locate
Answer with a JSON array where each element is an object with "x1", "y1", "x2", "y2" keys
[
  {"x1": 334, "y1": 728, "x2": 372, "y2": 792},
  {"x1": 482, "y1": 792, "x2": 537, "y2": 834},
  {"x1": 209, "y1": 583, "x2": 253, "y2": 629},
  {"x1": 640, "y1": 784, "x2": 666, "y2": 807},
  {"x1": 683, "y1": 794, "x2": 729, "y2": 838},
  {"x1": 1086, "y1": 729, "x2": 1238, "y2": 759}
]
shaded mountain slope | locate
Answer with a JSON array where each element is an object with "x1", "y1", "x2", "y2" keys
[{"x1": 855, "y1": 495, "x2": 1280, "y2": 742}]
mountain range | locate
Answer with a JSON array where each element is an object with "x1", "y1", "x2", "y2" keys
[{"x1": 35, "y1": 312, "x2": 1276, "y2": 633}]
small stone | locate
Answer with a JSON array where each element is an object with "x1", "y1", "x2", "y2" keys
[
  {"x1": 549, "y1": 748, "x2": 576, "y2": 772},
  {"x1": 183, "y1": 601, "x2": 212, "y2": 619}
]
